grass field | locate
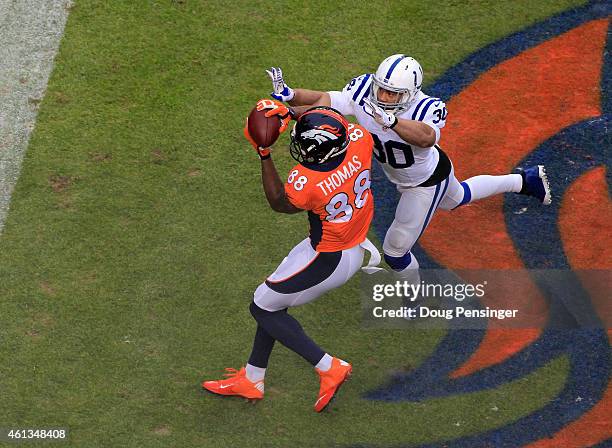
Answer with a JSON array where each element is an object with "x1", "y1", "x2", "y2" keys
[{"x1": 0, "y1": 1, "x2": 600, "y2": 447}]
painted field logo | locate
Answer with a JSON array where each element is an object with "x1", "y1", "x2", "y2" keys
[{"x1": 369, "y1": 1, "x2": 610, "y2": 447}]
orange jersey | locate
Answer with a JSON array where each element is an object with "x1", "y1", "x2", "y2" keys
[{"x1": 285, "y1": 124, "x2": 374, "y2": 252}]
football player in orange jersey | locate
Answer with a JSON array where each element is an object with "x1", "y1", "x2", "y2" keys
[
  {"x1": 267, "y1": 63, "x2": 551, "y2": 281},
  {"x1": 202, "y1": 100, "x2": 380, "y2": 412}
]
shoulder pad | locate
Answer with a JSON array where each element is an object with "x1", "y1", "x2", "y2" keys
[
  {"x1": 410, "y1": 96, "x2": 446, "y2": 123},
  {"x1": 343, "y1": 73, "x2": 373, "y2": 106}
]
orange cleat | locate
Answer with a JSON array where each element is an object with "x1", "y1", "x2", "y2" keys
[
  {"x1": 314, "y1": 358, "x2": 352, "y2": 412},
  {"x1": 202, "y1": 367, "x2": 264, "y2": 400}
]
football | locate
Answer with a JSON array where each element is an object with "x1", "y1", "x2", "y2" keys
[{"x1": 247, "y1": 106, "x2": 281, "y2": 148}]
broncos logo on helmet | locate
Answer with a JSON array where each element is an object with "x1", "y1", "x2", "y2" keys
[
  {"x1": 317, "y1": 124, "x2": 343, "y2": 136},
  {"x1": 290, "y1": 107, "x2": 349, "y2": 165},
  {"x1": 300, "y1": 128, "x2": 341, "y2": 145}
]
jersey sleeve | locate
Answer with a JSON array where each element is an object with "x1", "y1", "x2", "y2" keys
[
  {"x1": 328, "y1": 73, "x2": 372, "y2": 117},
  {"x1": 412, "y1": 98, "x2": 448, "y2": 145},
  {"x1": 420, "y1": 99, "x2": 447, "y2": 129},
  {"x1": 356, "y1": 124, "x2": 374, "y2": 157},
  {"x1": 284, "y1": 168, "x2": 312, "y2": 210}
]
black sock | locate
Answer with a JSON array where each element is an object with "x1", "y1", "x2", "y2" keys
[
  {"x1": 247, "y1": 325, "x2": 275, "y2": 368},
  {"x1": 519, "y1": 171, "x2": 527, "y2": 194},
  {"x1": 249, "y1": 302, "x2": 325, "y2": 366}
]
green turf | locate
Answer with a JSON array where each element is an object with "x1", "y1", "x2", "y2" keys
[{"x1": 0, "y1": 0, "x2": 586, "y2": 446}]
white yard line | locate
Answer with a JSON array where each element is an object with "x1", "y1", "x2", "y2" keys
[{"x1": 0, "y1": 0, "x2": 72, "y2": 235}]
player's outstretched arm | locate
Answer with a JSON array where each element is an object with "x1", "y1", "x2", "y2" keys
[
  {"x1": 289, "y1": 90, "x2": 332, "y2": 118},
  {"x1": 266, "y1": 67, "x2": 330, "y2": 115},
  {"x1": 290, "y1": 89, "x2": 331, "y2": 107},
  {"x1": 260, "y1": 158, "x2": 302, "y2": 214}
]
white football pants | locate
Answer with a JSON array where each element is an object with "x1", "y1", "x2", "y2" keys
[
  {"x1": 254, "y1": 237, "x2": 381, "y2": 312},
  {"x1": 382, "y1": 163, "x2": 522, "y2": 269}
]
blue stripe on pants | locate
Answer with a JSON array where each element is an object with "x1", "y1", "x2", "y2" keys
[
  {"x1": 416, "y1": 181, "x2": 442, "y2": 241},
  {"x1": 459, "y1": 181, "x2": 472, "y2": 206}
]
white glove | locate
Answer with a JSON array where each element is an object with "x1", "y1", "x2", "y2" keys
[
  {"x1": 362, "y1": 97, "x2": 398, "y2": 130},
  {"x1": 266, "y1": 67, "x2": 295, "y2": 102}
]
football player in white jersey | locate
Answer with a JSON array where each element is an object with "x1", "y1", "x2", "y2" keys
[{"x1": 266, "y1": 55, "x2": 551, "y2": 276}]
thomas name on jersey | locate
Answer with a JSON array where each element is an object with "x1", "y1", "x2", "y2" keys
[
  {"x1": 316, "y1": 155, "x2": 363, "y2": 196},
  {"x1": 284, "y1": 122, "x2": 373, "y2": 252}
]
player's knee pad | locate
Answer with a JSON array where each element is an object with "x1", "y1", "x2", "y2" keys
[
  {"x1": 252, "y1": 282, "x2": 279, "y2": 312},
  {"x1": 250, "y1": 300, "x2": 286, "y2": 321},
  {"x1": 383, "y1": 223, "x2": 414, "y2": 257}
]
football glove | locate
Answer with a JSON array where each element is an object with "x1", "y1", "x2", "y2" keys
[
  {"x1": 256, "y1": 98, "x2": 295, "y2": 134},
  {"x1": 243, "y1": 119, "x2": 271, "y2": 159},
  {"x1": 362, "y1": 97, "x2": 398, "y2": 130},
  {"x1": 266, "y1": 67, "x2": 295, "y2": 102}
]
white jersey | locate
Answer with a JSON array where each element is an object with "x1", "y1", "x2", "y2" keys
[{"x1": 329, "y1": 73, "x2": 448, "y2": 187}]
